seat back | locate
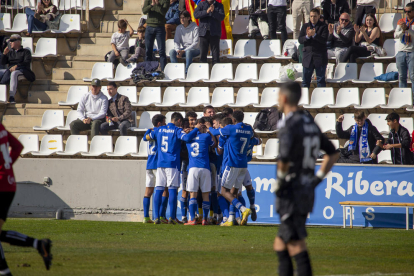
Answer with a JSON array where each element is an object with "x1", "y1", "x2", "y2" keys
[
  {"x1": 286, "y1": 14, "x2": 294, "y2": 33},
  {"x1": 18, "y1": 134, "x2": 39, "y2": 154},
  {"x1": 243, "y1": 112, "x2": 258, "y2": 126},
  {"x1": 113, "y1": 63, "x2": 135, "y2": 80},
  {"x1": 314, "y1": 113, "x2": 336, "y2": 133},
  {"x1": 298, "y1": 88, "x2": 309, "y2": 106},
  {"x1": 377, "y1": 150, "x2": 392, "y2": 164},
  {"x1": 162, "y1": 87, "x2": 185, "y2": 105},
  {"x1": 59, "y1": 0, "x2": 77, "y2": 9},
  {"x1": 382, "y1": 39, "x2": 398, "y2": 57},
  {"x1": 235, "y1": 87, "x2": 259, "y2": 105},
  {"x1": 387, "y1": 88, "x2": 413, "y2": 107},
  {"x1": 165, "y1": 39, "x2": 174, "y2": 57},
  {"x1": 335, "y1": 88, "x2": 360, "y2": 106},
  {"x1": 66, "y1": 86, "x2": 88, "y2": 103},
  {"x1": 367, "y1": 114, "x2": 389, "y2": 133},
  {"x1": 342, "y1": 113, "x2": 355, "y2": 131},
  {"x1": 282, "y1": 39, "x2": 299, "y2": 54},
  {"x1": 358, "y1": 63, "x2": 383, "y2": 81},
  {"x1": 138, "y1": 111, "x2": 161, "y2": 129},
  {"x1": 400, "y1": 117, "x2": 414, "y2": 134},
  {"x1": 260, "y1": 88, "x2": 279, "y2": 106},
  {"x1": 88, "y1": 136, "x2": 113, "y2": 154},
  {"x1": 234, "y1": 63, "x2": 257, "y2": 80},
  {"x1": 64, "y1": 110, "x2": 78, "y2": 128},
  {"x1": 309, "y1": 88, "x2": 334, "y2": 106},
  {"x1": 101, "y1": 87, "x2": 109, "y2": 99},
  {"x1": 138, "y1": 87, "x2": 161, "y2": 105},
  {"x1": 211, "y1": 87, "x2": 234, "y2": 106},
  {"x1": 86, "y1": 0, "x2": 105, "y2": 10},
  {"x1": 385, "y1": 62, "x2": 398, "y2": 73},
  {"x1": 257, "y1": 40, "x2": 281, "y2": 57},
  {"x1": 65, "y1": 135, "x2": 88, "y2": 153},
  {"x1": 186, "y1": 63, "x2": 209, "y2": 81},
  {"x1": 253, "y1": 144, "x2": 263, "y2": 156},
  {"x1": 90, "y1": 62, "x2": 113, "y2": 80},
  {"x1": 22, "y1": 36, "x2": 33, "y2": 54},
  {"x1": 209, "y1": 63, "x2": 233, "y2": 81},
  {"x1": 233, "y1": 39, "x2": 256, "y2": 57},
  {"x1": 39, "y1": 135, "x2": 63, "y2": 154},
  {"x1": 162, "y1": 63, "x2": 185, "y2": 80},
  {"x1": 11, "y1": 13, "x2": 28, "y2": 31},
  {"x1": 41, "y1": 110, "x2": 64, "y2": 128},
  {"x1": 333, "y1": 63, "x2": 358, "y2": 80},
  {"x1": 166, "y1": 111, "x2": 186, "y2": 123},
  {"x1": 360, "y1": 88, "x2": 386, "y2": 106},
  {"x1": 34, "y1": 38, "x2": 57, "y2": 56},
  {"x1": 118, "y1": 86, "x2": 137, "y2": 104},
  {"x1": 220, "y1": 39, "x2": 233, "y2": 56},
  {"x1": 264, "y1": 139, "x2": 279, "y2": 157},
  {"x1": 114, "y1": 136, "x2": 138, "y2": 154},
  {"x1": 58, "y1": 14, "x2": 81, "y2": 32},
  {"x1": 0, "y1": 85, "x2": 7, "y2": 102},
  {"x1": 138, "y1": 138, "x2": 149, "y2": 156},
  {"x1": 330, "y1": 139, "x2": 340, "y2": 149},
  {"x1": 187, "y1": 87, "x2": 210, "y2": 105},
  {"x1": 257, "y1": 63, "x2": 281, "y2": 82},
  {"x1": 232, "y1": 15, "x2": 249, "y2": 34},
  {"x1": 379, "y1": 13, "x2": 402, "y2": 32},
  {"x1": 0, "y1": 13, "x2": 11, "y2": 30}
]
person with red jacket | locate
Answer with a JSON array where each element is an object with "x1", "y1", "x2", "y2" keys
[{"x1": 0, "y1": 124, "x2": 52, "y2": 275}]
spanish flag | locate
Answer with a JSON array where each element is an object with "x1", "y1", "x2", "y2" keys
[{"x1": 186, "y1": 0, "x2": 233, "y2": 40}]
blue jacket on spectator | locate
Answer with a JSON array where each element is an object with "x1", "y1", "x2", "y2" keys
[
  {"x1": 165, "y1": 0, "x2": 180, "y2": 25},
  {"x1": 194, "y1": 0, "x2": 225, "y2": 37}
]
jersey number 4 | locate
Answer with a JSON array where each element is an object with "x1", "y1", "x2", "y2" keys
[
  {"x1": 302, "y1": 136, "x2": 320, "y2": 169},
  {"x1": 1, "y1": 142, "x2": 11, "y2": 169}
]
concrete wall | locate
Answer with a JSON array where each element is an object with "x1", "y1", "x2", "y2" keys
[{"x1": 10, "y1": 158, "x2": 148, "y2": 221}]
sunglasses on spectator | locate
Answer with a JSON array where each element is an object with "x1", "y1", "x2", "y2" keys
[
  {"x1": 405, "y1": 9, "x2": 412, "y2": 13},
  {"x1": 340, "y1": 18, "x2": 349, "y2": 22}
]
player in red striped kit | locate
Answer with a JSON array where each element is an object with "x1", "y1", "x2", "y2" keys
[{"x1": 0, "y1": 124, "x2": 52, "y2": 276}]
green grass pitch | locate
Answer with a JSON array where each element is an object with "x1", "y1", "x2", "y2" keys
[{"x1": 1, "y1": 219, "x2": 414, "y2": 275}]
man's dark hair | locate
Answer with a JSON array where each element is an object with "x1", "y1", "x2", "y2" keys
[
  {"x1": 386, "y1": 112, "x2": 400, "y2": 122},
  {"x1": 203, "y1": 105, "x2": 215, "y2": 114},
  {"x1": 180, "y1": 10, "x2": 191, "y2": 19},
  {"x1": 279, "y1": 82, "x2": 302, "y2": 105},
  {"x1": 152, "y1": 114, "x2": 166, "y2": 127},
  {"x1": 118, "y1": 19, "x2": 127, "y2": 29},
  {"x1": 220, "y1": 117, "x2": 233, "y2": 126},
  {"x1": 407, "y1": 2, "x2": 414, "y2": 9},
  {"x1": 171, "y1": 112, "x2": 184, "y2": 123},
  {"x1": 107, "y1": 81, "x2": 117, "y2": 89},
  {"x1": 197, "y1": 118, "x2": 206, "y2": 124},
  {"x1": 202, "y1": 116, "x2": 212, "y2": 124},
  {"x1": 222, "y1": 107, "x2": 233, "y2": 117},
  {"x1": 137, "y1": 26, "x2": 145, "y2": 33},
  {"x1": 232, "y1": 110, "x2": 244, "y2": 123},
  {"x1": 310, "y1": 8, "x2": 320, "y2": 15},
  {"x1": 185, "y1": 111, "x2": 197, "y2": 119},
  {"x1": 212, "y1": 113, "x2": 225, "y2": 122},
  {"x1": 354, "y1": 111, "x2": 366, "y2": 121}
]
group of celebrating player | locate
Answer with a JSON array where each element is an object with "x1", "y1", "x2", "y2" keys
[{"x1": 141, "y1": 106, "x2": 261, "y2": 226}]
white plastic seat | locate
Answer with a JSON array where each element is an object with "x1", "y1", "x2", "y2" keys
[
  {"x1": 228, "y1": 87, "x2": 259, "y2": 107},
  {"x1": 331, "y1": 113, "x2": 355, "y2": 134},
  {"x1": 21, "y1": 37, "x2": 33, "y2": 54},
  {"x1": 31, "y1": 135, "x2": 63, "y2": 156},
  {"x1": 232, "y1": 15, "x2": 249, "y2": 34},
  {"x1": 354, "y1": 88, "x2": 386, "y2": 109},
  {"x1": 217, "y1": 39, "x2": 233, "y2": 57},
  {"x1": 252, "y1": 63, "x2": 281, "y2": 84},
  {"x1": 352, "y1": 63, "x2": 383, "y2": 83},
  {"x1": 130, "y1": 111, "x2": 161, "y2": 132},
  {"x1": 83, "y1": 62, "x2": 113, "y2": 81},
  {"x1": 281, "y1": 14, "x2": 294, "y2": 34},
  {"x1": 377, "y1": 150, "x2": 392, "y2": 164},
  {"x1": 327, "y1": 63, "x2": 358, "y2": 83},
  {"x1": 80, "y1": 0, "x2": 104, "y2": 10},
  {"x1": 330, "y1": 139, "x2": 340, "y2": 149},
  {"x1": 253, "y1": 87, "x2": 279, "y2": 108},
  {"x1": 380, "y1": 88, "x2": 413, "y2": 109},
  {"x1": 166, "y1": 111, "x2": 186, "y2": 124},
  {"x1": 367, "y1": 114, "x2": 389, "y2": 134},
  {"x1": 227, "y1": 39, "x2": 256, "y2": 59},
  {"x1": 243, "y1": 112, "x2": 258, "y2": 126},
  {"x1": 210, "y1": 87, "x2": 234, "y2": 107},
  {"x1": 56, "y1": 135, "x2": 88, "y2": 156},
  {"x1": 18, "y1": 134, "x2": 39, "y2": 155},
  {"x1": 252, "y1": 144, "x2": 263, "y2": 158},
  {"x1": 155, "y1": 87, "x2": 185, "y2": 107},
  {"x1": 400, "y1": 118, "x2": 414, "y2": 136},
  {"x1": 81, "y1": 136, "x2": 113, "y2": 157},
  {"x1": 375, "y1": 39, "x2": 399, "y2": 60},
  {"x1": 32, "y1": 38, "x2": 57, "y2": 58},
  {"x1": 106, "y1": 136, "x2": 138, "y2": 157},
  {"x1": 101, "y1": 87, "x2": 109, "y2": 99},
  {"x1": 378, "y1": 63, "x2": 398, "y2": 83},
  {"x1": 0, "y1": 85, "x2": 7, "y2": 104},
  {"x1": 298, "y1": 88, "x2": 309, "y2": 106},
  {"x1": 5, "y1": 13, "x2": 28, "y2": 32},
  {"x1": 228, "y1": 63, "x2": 258, "y2": 82},
  {"x1": 179, "y1": 63, "x2": 209, "y2": 82},
  {"x1": 33, "y1": 110, "x2": 64, "y2": 131},
  {"x1": 0, "y1": 13, "x2": 12, "y2": 31},
  {"x1": 131, "y1": 138, "x2": 149, "y2": 158},
  {"x1": 179, "y1": 87, "x2": 210, "y2": 107},
  {"x1": 252, "y1": 40, "x2": 281, "y2": 59},
  {"x1": 314, "y1": 113, "x2": 336, "y2": 133},
  {"x1": 256, "y1": 139, "x2": 279, "y2": 160},
  {"x1": 57, "y1": 110, "x2": 78, "y2": 131},
  {"x1": 277, "y1": 63, "x2": 303, "y2": 82},
  {"x1": 302, "y1": 88, "x2": 334, "y2": 109},
  {"x1": 58, "y1": 86, "x2": 88, "y2": 106},
  {"x1": 278, "y1": 39, "x2": 299, "y2": 59},
  {"x1": 106, "y1": 63, "x2": 136, "y2": 82},
  {"x1": 133, "y1": 87, "x2": 161, "y2": 107},
  {"x1": 157, "y1": 63, "x2": 185, "y2": 82},
  {"x1": 59, "y1": 0, "x2": 77, "y2": 9},
  {"x1": 165, "y1": 39, "x2": 175, "y2": 57},
  {"x1": 117, "y1": 86, "x2": 137, "y2": 104},
  {"x1": 204, "y1": 63, "x2": 233, "y2": 82},
  {"x1": 51, "y1": 14, "x2": 81, "y2": 33},
  {"x1": 379, "y1": 13, "x2": 402, "y2": 33},
  {"x1": 328, "y1": 88, "x2": 360, "y2": 108}
]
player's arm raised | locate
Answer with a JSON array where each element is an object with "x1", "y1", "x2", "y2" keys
[{"x1": 8, "y1": 131, "x2": 23, "y2": 163}]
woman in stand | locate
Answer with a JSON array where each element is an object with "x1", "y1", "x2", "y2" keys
[{"x1": 25, "y1": 0, "x2": 59, "y2": 35}]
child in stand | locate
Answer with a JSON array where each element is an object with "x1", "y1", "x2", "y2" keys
[
  {"x1": 127, "y1": 26, "x2": 146, "y2": 63},
  {"x1": 108, "y1": 19, "x2": 134, "y2": 66}
]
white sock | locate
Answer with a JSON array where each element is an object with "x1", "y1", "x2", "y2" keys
[
  {"x1": 222, "y1": 217, "x2": 228, "y2": 222},
  {"x1": 229, "y1": 214, "x2": 235, "y2": 222},
  {"x1": 240, "y1": 206, "x2": 247, "y2": 212},
  {"x1": 182, "y1": 216, "x2": 187, "y2": 220},
  {"x1": 33, "y1": 239, "x2": 38, "y2": 249}
]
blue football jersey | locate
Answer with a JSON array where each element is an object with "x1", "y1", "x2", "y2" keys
[
  {"x1": 219, "y1": 123, "x2": 253, "y2": 168},
  {"x1": 185, "y1": 132, "x2": 214, "y2": 170},
  {"x1": 246, "y1": 137, "x2": 261, "y2": 162},
  {"x1": 143, "y1": 128, "x2": 157, "y2": 170},
  {"x1": 218, "y1": 136, "x2": 229, "y2": 174}
]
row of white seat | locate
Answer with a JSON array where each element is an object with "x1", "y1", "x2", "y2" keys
[
  {"x1": 19, "y1": 37, "x2": 57, "y2": 57},
  {"x1": 2, "y1": 0, "x2": 104, "y2": 10},
  {"x1": 0, "y1": 13, "x2": 80, "y2": 33}
]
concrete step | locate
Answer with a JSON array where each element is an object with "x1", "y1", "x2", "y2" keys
[
  {"x1": 72, "y1": 61, "x2": 98, "y2": 69},
  {"x1": 3, "y1": 115, "x2": 42, "y2": 128},
  {"x1": 74, "y1": 55, "x2": 108, "y2": 62},
  {"x1": 7, "y1": 127, "x2": 47, "y2": 141},
  {"x1": 52, "y1": 68, "x2": 95, "y2": 81},
  {"x1": 77, "y1": 43, "x2": 112, "y2": 56},
  {"x1": 27, "y1": 91, "x2": 70, "y2": 104},
  {"x1": 25, "y1": 108, "x2": 72, "y2": 116}
]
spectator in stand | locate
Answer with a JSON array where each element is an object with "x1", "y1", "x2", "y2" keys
[
  {"x1": 292, "y1": 0, "x2": 312, "y2": 39},
  {"x1": 194, "y1": 0, "x2": 225, "y2": 65},
  {"x1": 100, "y1": 82, "x2": 133, "y2": 136},
  {"x1": 25, "y1": 0, "x2": 59, "y2": 36},
  {"x1": 382, "y1": 112, "x2": 414, "y2": 165},
  {"x1": 126, "y1": 26, "x2": 146, "y2": 63},
  {"x1": 0, "y1": 34, "x2": 33, "y2": 103},
  {"x1": 340, "y1": 13, "x2": 382, "y2": 62},
  {"x1": 355, "y1": 0, "x2": 379, "y2": 27},
  {"x1": 248, "y1": 0, "x2": 269, "y2": 40},
  {"x1": 299, "y1": 8, "x2": 328, "y2": 88},
  {"x1": 165, "y1": 0, "x2": 181, "y2": 40},
  {"x1": 108, "y1": 19, "x2": 134, "y2": 66},
  {"x1": 395, "y1": 2, "x2": 414, "y2": 94},
  {"x1": 143, "y1": 0, "x2": 170, "y2": 71},
  {"x1": 169, "y1": 11, "x2": 200, "y2": 75},
  {"x1": 203, "y1": 105, "x2": 216, "y2": 117},
  {"x1": 70, "y1": 79, "x2": 108, "y2": 139},
  {"x1": 336, "y1": 111, "x2": 384, "y2": 164},
  {"x1": 327, "y1": 13, "x2": 355, "y2": 63},
  {"x1": 266, "y1": 0, "x2": 287, "y2": 45},
  {"x1": 322, "y1": 0, "x2": 350, "y2": 24}
]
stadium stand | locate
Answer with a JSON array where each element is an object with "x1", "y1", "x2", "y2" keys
[
  {"x1": 81, "y1": 135, "x2": 113, "y2": 157},
  {"x1": 56, "y1": 135, "x2": 89, "y2": 156},
  {"x1": 133, "y1": 87, "x2": 162, "y2": 107},
  {"x1": 256, "y1": 139, "x2": 279, "y2": 160},
  {"x1": 179, "y1": 87, "x2": 210, "y2": 107}
]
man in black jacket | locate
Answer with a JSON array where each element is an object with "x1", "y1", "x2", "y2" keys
[
  {"x1": 383, "y1": 112, "x2": 414, "y2": 165},
  {"x1": 298, "y1": 8, "x2": 328, "y2": 88},
  {"x1": 336, "y1": 111, "x2": 384, "y2": 164},
  {"x1": 322, "y1": 0, "x2": 350, "y2": 24},
  {"x1": 194, "y1": 0, "x2": 225, "y2": 65},
  {"x1": 248, "y1": 0, "x2": 269, "y2": 40},
  {"x1": 0, "y1": 34, "x2": 32, "y2": 103},
  {"x1": 327, "y1": 12, "x2": 354, "y2": 63}
]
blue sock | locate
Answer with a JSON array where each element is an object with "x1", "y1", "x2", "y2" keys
[
  {"x1": 238, "y1": 195, "x2": 246, "y2": 207},
  {"x1": 235, "y1": 207, "x2": 240, "y2": 218},
  {"x1": 180, "y1": 196, "x2": 188, "y2": 218},
  {"x1": 161, "y1": 196, "x2": 168, "y2": 218},
  {"x1": 153, "y1": 187, "x2": 164, "y2": 220},
  {"x1": 168, "y1": 188, "x2": 178, "y2": 220},
  {"x1": 143, "y1": 196, "x2": 151, "y2": 218},
  {"x1": 229, "y1": 204, "x2": 236, "y2": 218},
  {"x1": 232, "y1": 198, "x2": 243, "y2": 210},
  {"x1": 189, "y1": 198, "x2": 197, "y2": 221},
  {"x1": 202, "y1": 201, "x2": 210, "y2": 220},
  {"x1": 218, "y1": 196, "x2": 229, "y2": 218},
  {"x1": 246, "y1": 189, "x2": 255, "y2": 206},
  {"x1": 211, "y1": 191, "x2": 218, "y2": 215}
]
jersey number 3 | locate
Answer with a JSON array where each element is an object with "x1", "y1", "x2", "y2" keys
[
  {"x1": 190, "y1": 142, "x2": 199, "y2": 157},
  {"x1": 302, "y1": 136, "x2": 320, "y2": 169}
]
